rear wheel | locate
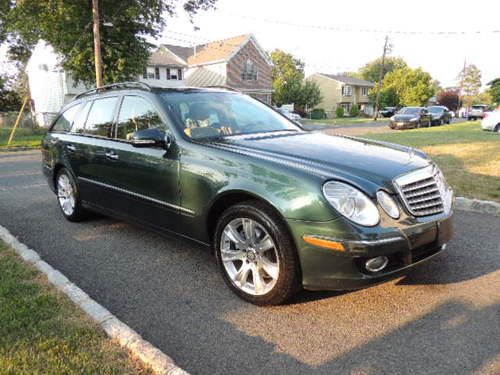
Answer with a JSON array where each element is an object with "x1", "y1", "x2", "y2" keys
[
  {"x1": 214, "y1": 200, "x2": 300, "y2": 305},
  {"x1": 495, "y1": 124, "x2": 500, "y2": 133},
  {"x1": 56, "y1": 168, "x2": 87, "y2": 221}
]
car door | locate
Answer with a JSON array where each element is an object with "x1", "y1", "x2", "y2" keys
[
  {"x1": 97, "y1": 94, "x2": 181, "y2": 233},
  {"x1": 421, "y1": 108, "x2": 431, "y2": 125},
  {"x1": 71, "y1": 95, "x2": 122, "y2": 210}
]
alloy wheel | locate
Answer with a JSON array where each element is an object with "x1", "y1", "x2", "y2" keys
[
  {"x1": 220, "y1": 218, "x2": 280, "y2": 296},
  {"x1": 57, "y1": 173, "x2": 75, "y2": 216}
]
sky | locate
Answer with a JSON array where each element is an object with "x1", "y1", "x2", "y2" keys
[
  {"x1": 158, "y1": 0, "x2": 500, "y2": 89},
  {"x1": 1, "y1": 0, "x2": 498, "y2": 89}
]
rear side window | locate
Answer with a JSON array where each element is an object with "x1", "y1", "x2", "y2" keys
[
  {"x1": 84, "y1": 97, "x2": 119, "y2": 137},
  {"x1": 51, "y1": 104, "x2": 81, "y2": 132},
  {"x1": 116, "y1": 96, "x2": 164, "y2": 140}
]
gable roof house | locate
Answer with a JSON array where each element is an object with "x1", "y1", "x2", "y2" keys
[
  {"x1": 307, "y1": 73, "x2": 375, "y2": 117},
  {"x1": 27, "y1": 34, "x2": 273, "y2": 127},
  {"x1": 163, "y1": 34, "x2": 273, "y2": 104}
]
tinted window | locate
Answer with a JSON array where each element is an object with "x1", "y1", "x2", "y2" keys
[
  {"x1": 71, "y1": 101, "x2": 92, "y2": 134},
  {"x1": 84, "y1": 97, "x2": 118, "y2": 137},
  {"x1": 116, "y1": 96, "x2": 164, "y2": 140},
  {"x1": 52, "y1": 104, "x2": 81, "y2": 132}
]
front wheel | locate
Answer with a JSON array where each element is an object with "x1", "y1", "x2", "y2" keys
[
  {"x1": 214, "y1": 201, "x2": 300, "y2": 305},
  {"x1": 56, "y1": 168, "x2": 87, "y2": 221}
]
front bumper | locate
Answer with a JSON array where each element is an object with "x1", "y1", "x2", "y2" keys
[
  {"x1": 288, "y1": 210, "x2": 453, "y2": 291},
  {"x1": 389, "y1": 121, "x2": 417, "y2": 129}
]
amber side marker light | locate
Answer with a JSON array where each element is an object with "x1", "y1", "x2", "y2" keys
[{"x1": 302, "y1": 236, "x2": 346, "y2": 252}]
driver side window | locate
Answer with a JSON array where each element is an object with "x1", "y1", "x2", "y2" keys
[{"x1": 116, "y1": 96, "x2": 164, "y2": 140}]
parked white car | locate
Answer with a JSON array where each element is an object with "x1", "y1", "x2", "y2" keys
[
  {"x1": 277, "y1": 108, "x2": 302, "y2": 122},
  {"x1": 481, "y1": 111, "x2": 500, "y2": 132}
]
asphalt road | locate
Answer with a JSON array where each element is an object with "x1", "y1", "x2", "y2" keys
[{"x1": 1, "y1": 150, "x2": 499, "y2": 375}]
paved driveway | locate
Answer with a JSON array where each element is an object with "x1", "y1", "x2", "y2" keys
[{"x1": 1, "y1": 151, "x2": 499, "y2": 375}]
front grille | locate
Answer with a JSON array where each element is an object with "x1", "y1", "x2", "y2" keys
[{"x1": 394, "y1": 166, "x2": 446, "y2": 217}]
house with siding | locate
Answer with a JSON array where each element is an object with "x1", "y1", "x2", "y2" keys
[
  {"x1": 307, "y1": 73, "x2": 375, "y2": 117},
  {"x1": 163, "y1": 34, "x2": 273, "y2": 104}
]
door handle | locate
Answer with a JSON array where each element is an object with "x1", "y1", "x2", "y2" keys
[
  {"x1": 66, "y1": 144, "x2": 76, "y2": 152},
  {"x1": 105, "y1": 151, "x2": 119, "y2": 160}
]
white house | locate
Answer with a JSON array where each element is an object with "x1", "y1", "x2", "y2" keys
[{"x1": 26, "y1": 40, "x2": 187, "y2": 127}]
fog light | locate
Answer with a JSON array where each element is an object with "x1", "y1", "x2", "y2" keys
[{"x1": 365, "y1": 256, "x2": 389, "y2": 272}]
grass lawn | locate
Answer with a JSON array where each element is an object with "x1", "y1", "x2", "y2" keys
[
  {"x1": 302, "y1": 117, "x2": 389, "y2": 126},
  {"x1": 0, "y1": 128, "x2": 47, "y2": 149},
  {"x1": 0, "y1": 241, "x2": 150, "y2": 374},
  {"x1": 361, "y1": 121, "x2": 500, "y2": 202}
]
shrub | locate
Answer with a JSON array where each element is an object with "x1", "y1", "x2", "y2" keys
[
  {"x1": 349, "y1": 104, "x2": 360, "y2": 117},
  {"x1": 335, "y1": 106, "x2": 345, "y2": 118},
  {"x1": 310, "y1": 108, "x2": 327, "y2": 119}
]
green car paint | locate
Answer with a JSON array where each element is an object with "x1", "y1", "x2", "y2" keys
[{"x1": 42, "y1": 87, "x2": 453, "y2": 291}]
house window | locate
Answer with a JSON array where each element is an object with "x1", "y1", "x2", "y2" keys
[
  {"x1": 241, "y1": 59, "x2": 258, "y2": 80},
  {"x1": 155, "y1": 67, "x2": 160, "y2": 80},
  {"x1": 341, "y1": 85, "x2": 353, "y2": 96},
  {"x1": 361, "y1": 87, "x2": 369, "y2": 96},
  {"x1": 340, "y1": 103, "x2": 351, "y2": 113},
  {"x1": 167, "y1": 68, "x2": 180, "y2": 80},
  {"x1": 143, "y1": 67, "x2": 156, "y2": 79}
]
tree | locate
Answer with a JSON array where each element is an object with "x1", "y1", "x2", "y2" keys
[
  {"x1": 487, "y1": 78, "x2": 500, "y2": 106},
  {"x1": 437, "y1": 89, "x2": 460, "y2": 111},
  {"x1": 0, "y1": 75, "x2": 22, "y2": 111},
  {"x1": 270, "y1": 49, "x2": 304, "y2": 107},
  {"x1": 358, "y1": 57, "x2": 407, "y2": 83},
  {"x1": 296, "y1": 80, "x2": 322, "y2": 109},
  {"x1": 1, "y1": 0, "x2": 217, "y2": 85},
  {"x1": 458, "y1": 64, "x2": 482, "y2": 108},
  {"x1": 380, "y1": 67, "x2": 435, "y2": 107},
  {"x1": 270, "y1": 49, "x2": 322, "y2": 109}
]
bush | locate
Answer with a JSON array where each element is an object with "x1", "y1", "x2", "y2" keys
[
  {"x1": 335, "y1": 106, "x2": 345, "y2": 118},
  {"x1": 349, "y1": 104, "x2": 360, "y2": 117},
  {"x1": 310, "y1": 108, "x2": 327, "y2": 119}
]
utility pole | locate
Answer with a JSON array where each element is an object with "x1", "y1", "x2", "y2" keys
[
  {"x1": 92, "y1": 0, "x2": 103, "y2": 88},
  {"x1": 373, "y1": 35, "x2": 389, "y2": 121}
]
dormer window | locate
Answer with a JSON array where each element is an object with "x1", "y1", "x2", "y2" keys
[{"x1": 242, "y1": 59, "x2": 258, "y2": 80}]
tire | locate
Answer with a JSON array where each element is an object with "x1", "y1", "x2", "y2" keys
[
  {"x1": 495, "y1": 124, "x2": 500, "y2": 133},
  {"x1": 55, "y1": 168, "x2": 87, "y2": 222},
  {"x1": 214, "y1": 200, "x2": 300, "y2": 305}
]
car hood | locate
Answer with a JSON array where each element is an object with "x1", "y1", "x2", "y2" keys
[
  {"x1": 392, "y1": 114, "x2": 418, "y2": 121},
  {"x1": 213, "y1": 131, "x2": 430, "y2": 195}
]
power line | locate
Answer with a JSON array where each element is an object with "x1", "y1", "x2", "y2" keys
[{"x1": 222, "y1": 13, "x2": 500, "y2": 36}]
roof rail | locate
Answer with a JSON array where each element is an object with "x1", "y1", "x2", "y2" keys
[
  {"x1": 203, "y1": 85, "x2": 240, "y2": 92},
  {"x1": 74, "y1": 81, "x2": 152, "y2": 99}
]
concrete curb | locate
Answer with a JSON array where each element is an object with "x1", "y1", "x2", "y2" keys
[
  {"x1": 0, "y1": 225, "x2": 189, "y2": 375},
  {"x1": 455, "y1": 197, "x2": 500, "y2": 217}
]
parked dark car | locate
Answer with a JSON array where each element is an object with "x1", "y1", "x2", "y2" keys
[
  {"x1": 427, "y1": 106, "x2": 452, "y2": 125},
  {"x1": 389, "y1": 107, "x2": 432, "y2": 129},
  {"x1": 42, "y1": 83, "x2": 454, "y2": 305},
  {"x1": 380, "y1": 107, "x2": 396, "y2": 117}
]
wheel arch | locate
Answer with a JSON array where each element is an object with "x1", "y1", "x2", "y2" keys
[{"x1": 206, "y1": 189, "x2": 288, "y2": 244}]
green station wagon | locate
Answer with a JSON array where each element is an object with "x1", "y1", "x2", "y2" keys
[{"x1": 42, "y1": 82, "x2": 454, "y2": 305}]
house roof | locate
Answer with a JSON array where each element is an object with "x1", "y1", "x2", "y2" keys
[
  {"x1": 148, "y1": 46, "x2": 187, "y2": 67},
  {"x1": 187, "y1": 67, "x2": 226, "y2": 87},
  {"x1": 186, "y1": 34, "x2": 251, "y2": 65},
  {"x1": 160, "y1": 44, "x2": 194, "y2": 63},
  {"x1": 318, "y1": 73, "x2": 375, "y2": 87}
]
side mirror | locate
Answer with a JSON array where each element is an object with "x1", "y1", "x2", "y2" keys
[{"x1": 130, "y1": 128, "x2": 171, "y2": 149}]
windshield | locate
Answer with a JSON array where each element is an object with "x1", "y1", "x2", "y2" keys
[
  {"x1": 427, "y1": 107, "x2": 444, "y2": 113},
  {"x1": 159, "y1": 91, "x2": 301, "y2": 139},
  {"x1": 398, "y1": 107, "x2": 421, "y2": 115},
  {"x1": 472, "y1": 105, "x2": 485, "y2": 110}
]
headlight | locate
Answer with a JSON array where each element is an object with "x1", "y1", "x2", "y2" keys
[
  {"x1": 376, "y1": 190, "x2": 400, "y2": 219},
  {"x1": 410, "y1": 117, "x2": 419, "y2": 122},
  {"x1": 390, "y1": 116, "x2": 395, "y2": 121},
  {"x1": 322, "y1": 181, "x2": 380, "y2": 226}
]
